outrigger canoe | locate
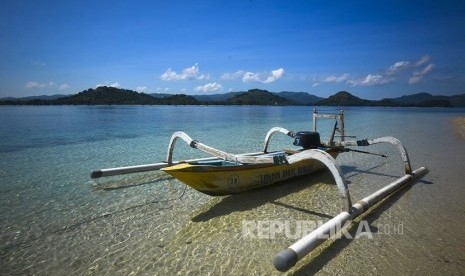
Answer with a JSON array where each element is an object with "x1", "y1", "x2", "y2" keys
[
  {"x1": 92, "y1": 109, "x2": 420, "y2": 209},
  {"x1": 92, "y1": 110, "x2": 348, "y2": 195},
  {"x1": 91, "y1": 109, "x2": 429, "y2": 271},
  {"x1": 161, "y1": 148, "x2": 339, "y2": 196}
]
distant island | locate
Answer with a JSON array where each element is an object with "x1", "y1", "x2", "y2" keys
[{"x1": 1, "y1": 86, "x2": 464, "y2": 107}]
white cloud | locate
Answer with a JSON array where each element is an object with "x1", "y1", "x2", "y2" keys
[
  {"x1": 356, "y1": 74, "x2": 392, "y2": 86},
  {"x1": 263, "y1": 68, "x2": 285, "y2": 83},
  {"x1": 221, "y1": 68, "x2": 285, "y2": 83},
  {"x1": 160, "y1": 63, "x2": 208, "y2": 81},
  {"x1": 25, "y1": 81, "x2": 46, "y2": 89},
  {"x1": 25, "y1": 81, "x2": 55, "y2": 89},
  {"x1": 324, "y1": 73, "x2": 350, "y2": 83},
  {"x1": 419, "y1": 63, "x2": 435, "y2": 76},
  {"x1": 408, "y1": 75, "x2": 422, "y2": 85},
  {"x1": 136, "y1": 86, "x2": 148, "y2": 92},
  {"x1": 313, "y1": 73, "x2": 392, "y2": 87},
  {"x1": 246, "y1": 68, "x2": 284, "y2": 83},
  {"x1": 220, "y1": 70, "x2": 246, "y2": 80},
  {"x1": 155, "y1": 87, "x2": 170, "y2": 93},
  {"x1": 96, "y1": 82, "x2": 120, "y2": 88},
  {"x1": 59, "y1": 83, "x2": 70, "y2": 90},
  {"x1": 195, "y1": 82, "x2": 223, "y2": 93},
  {"x1": 386, "y1": 56, "x2": 431, "y2": 77},
  {"x1": 312, "y1": 55, "x2": 436, "y2": 87},
  {"x1": 387, "y1": 61, "x2": 410, "y2": 75},
  {"x1": 242, "y1": 72, "x2": 262, "y2": 83},
  {"x1": 409, "y1": 63, "x2": 435, "y2": 84},
  {"x1": 156, "y1": 87, "x2": 171, "y2": 92},
  {"x1": 384, "y1": 55, "x2": 435, "y2": 84},
  {"x1": 415, "y1": 55, "x2": 431, "y2": 67},
  {"x1": 312, "y1": 73, "x2": 349, "y2": 87},
  {"x1": 25, "y1": 81, "x2": 71, "y2": 91}
]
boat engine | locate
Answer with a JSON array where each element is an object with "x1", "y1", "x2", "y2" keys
[{"x1": 293, "y1": 131, "x2": 321, "y2": 149}]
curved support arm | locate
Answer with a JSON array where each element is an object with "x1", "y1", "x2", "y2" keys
[
  {"x1": 286, "y1": 149, "x2": 352, "y2": 212},
  {"x1": 166, "y1": 131, "x2": 194, "y2": 164},
  {"x1": 263, "y1": 127, "x2": 295, "y2": 153},
  {"x1": 166, "y1": 131, "x2": 288, "y2": 165},
  {"x1": 166, "y1": 131, "x2": 231, "y2": 164},
  {"x1": 340, "y1": 136, "x2": 412, "y2": 174}
]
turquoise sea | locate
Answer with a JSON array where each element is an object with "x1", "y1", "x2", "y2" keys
[{"x1": 1, "y1": 105, "x2": 465, "y2": 275}]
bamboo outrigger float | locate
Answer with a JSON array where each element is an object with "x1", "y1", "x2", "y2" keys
[{"x1": 90, "y1": 109, "x2": 428, "y2": 271}]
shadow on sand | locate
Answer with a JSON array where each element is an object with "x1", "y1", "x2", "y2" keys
[
  {"x1": 341, "y1": 163, "x2": 400, "y2": 180},
  {"x1": 191, "y1": 162, "x2": 425, "y2": 223},
  {"x1": 191, "y1": 170, "x2": 337, "y2": 222},
  {"x1": 291, "y1": 174, "x2": 433, "y2": 275}
]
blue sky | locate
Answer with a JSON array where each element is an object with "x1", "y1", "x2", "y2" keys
[{"x1": 1, "y1": 0, "x2": 464, "y2": 99}]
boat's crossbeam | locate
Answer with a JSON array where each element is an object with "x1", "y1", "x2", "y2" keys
[{"x1": 90, "y1": 156, "x2": 221, "y2": 179}]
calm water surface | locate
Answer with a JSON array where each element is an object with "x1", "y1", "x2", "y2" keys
[{"x1": 1, "y1": 105, "x2": 464, "y2": 275}]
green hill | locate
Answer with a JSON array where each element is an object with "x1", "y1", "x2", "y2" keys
[
  {"x1": 448, "y1": 94, "x2": 465, "y2": 107},
  {"x1": 382, "y1": 92, "x2": 465, "y2": 107},
  {"x1": 159, "y1": 94, "x2": 200, "y2": 105},
  {"x1": 315, "y1": 91, "x2": 373, "y2": 106},
  {"x1": 224, "y1": 89, "x2": 297, "y2": 105},
  {"x1": 193, "y1": 91, "x2": 322, "y2": 105},
  {"x1": 1, "y1": 87, "x2": 464, "y2": 107},
  {"x1": 51, "y1": 87, "x2": 199, "y2": 105},
  {"x1": 193, "y1": 92, "x2": 243, "y2": 102},
  {"x1": 54, "y1": 86, "x2": 159, "y2": 105},
  {"x1": 275, "y1": 91, "x2": 322, "y2": 105},
  {"x1": 387, "y1": 92, "x2": 437, "y2": 105}
]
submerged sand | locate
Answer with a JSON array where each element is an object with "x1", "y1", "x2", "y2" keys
[
  {"x1": 452, "y1": 117, "x2": 465, "y2": 139},
  {"x1": 4, "y1": 146, "x2": 465, "y2": 275}
]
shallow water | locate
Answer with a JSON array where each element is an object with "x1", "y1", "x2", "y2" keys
[{"x1": 1, "y1": 105, "x2": 464, "y2": 275}]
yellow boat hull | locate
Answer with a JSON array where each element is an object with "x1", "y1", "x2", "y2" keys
[{"x1": 162, "y1": 151, "x2": 338, "y2": 195}]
